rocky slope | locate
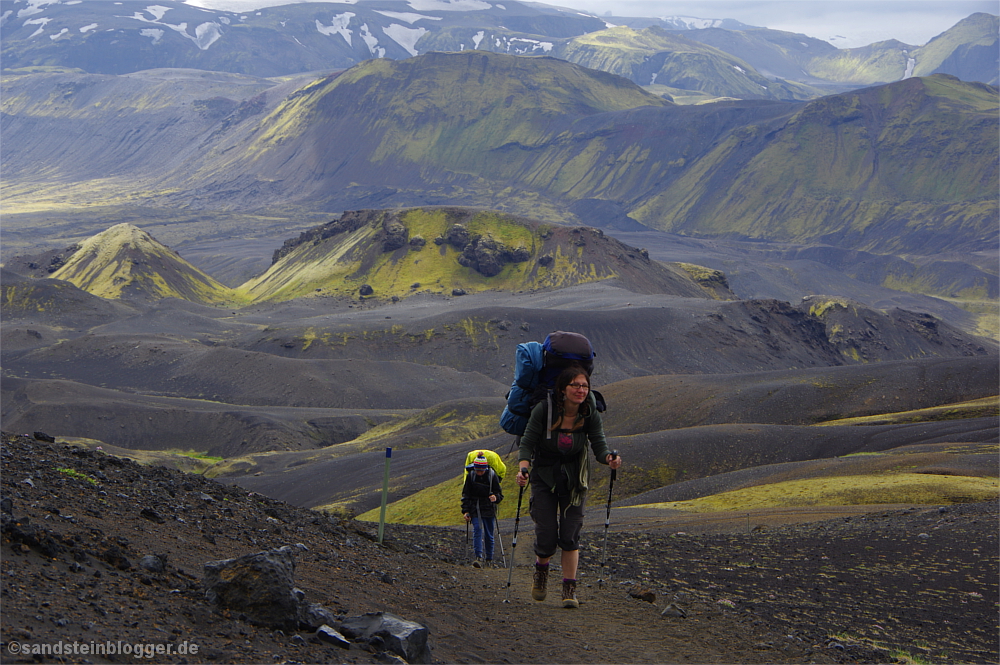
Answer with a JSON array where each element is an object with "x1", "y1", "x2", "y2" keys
[{"x1": 1, "y1": 432, "x2": 996, "y2": 664}]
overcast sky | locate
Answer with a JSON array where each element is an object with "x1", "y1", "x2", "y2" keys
[{"x1": 188, "y1": 0, "x2": 999, "y2": 48}]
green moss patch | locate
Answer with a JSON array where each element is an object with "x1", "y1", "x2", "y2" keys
[
  {"x1": 635, "y1": 473, "x2": 999, "y2": 512},
  {"x1": 813, "y1": 396, "x2": 999, "y2": 426}
]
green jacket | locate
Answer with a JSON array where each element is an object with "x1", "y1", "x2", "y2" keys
[{"x1": 518, "y1": 391, "x2": 611, "y2": 506}]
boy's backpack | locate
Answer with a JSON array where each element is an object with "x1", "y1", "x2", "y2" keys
[
  {"x1": 499, "y1": 331, "x2": 604, "y2": 437},
  {"x1": 464, "y1": 449, "x2": 506, "y2": 480}
]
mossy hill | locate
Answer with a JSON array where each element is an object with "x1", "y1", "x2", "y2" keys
[
  {"x1": 2, "y1": 53, "x2": 996, "y2": 258},
  {"x1": 630, "y1": 74, "x2": 999, "y2": 254},
  {"x1": 22, "y1": 210, "x2": 727, "y2": 305},
  {"x1": 174, "y1": 56, "x2": 997, "y2": 255},
  {"x1": 187, "y1": 51, "x2": 670, "y2": 215},
  {"x1": 550, "y1": 26, "x2": 817, "y2": 101},
  {"x1": 683, "y1": 13, "x2": 999, "y2": 87},
  {"x1": 48, "y1": 224, "x2": 234, "y2": 304}
]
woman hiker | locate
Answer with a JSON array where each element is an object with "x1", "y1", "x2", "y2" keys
[
  {"x1": 461, "y1": 453, "x2": 503, "y2": 567},
  {"x1": 515, "y1": 364, "x2": 622, "y2": 608}
]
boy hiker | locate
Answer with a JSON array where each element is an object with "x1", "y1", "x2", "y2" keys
[{"x1": 461, "y1": 452, "x2": 503, "y2": 568}]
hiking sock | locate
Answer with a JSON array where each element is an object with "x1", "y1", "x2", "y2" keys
[
  {"x1": 531, "y1": 563, "x2": 549, "y2": 601},
  {"x1": 561, "y1": 578, "x2": 579, "y2": 608}
]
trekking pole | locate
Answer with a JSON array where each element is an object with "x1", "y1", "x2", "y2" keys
[
  {"x1": 495, "y1": 517, "x2": 506, "y2": 568},
  {"x1": 597, "y1": 451, "x2": 619, "y2": 590},
  {"x1": 503, "y1": 468, "x2": 528, "y2": 603},
  {"x1": 475, "y1": 499, "x2": 484, "y2": 567}
]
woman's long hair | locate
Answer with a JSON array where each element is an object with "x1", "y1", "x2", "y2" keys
[{"x1": 549, "y1": 364, "x2": 592, "y2": 431}]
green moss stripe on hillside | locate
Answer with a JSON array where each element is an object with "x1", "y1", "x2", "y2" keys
[
  {"x1": 812, "y1": 396, "x2": 999, "y2": 426},
  {"x1": 635, "y1": 474, "x2": 999, "y2": 513},
  {"x1": 354, "y1": 455, "x2": 521, "y2": 526}
]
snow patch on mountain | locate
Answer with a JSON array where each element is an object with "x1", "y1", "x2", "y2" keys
[
  {"x1": 375, "y1": 11, "x2": 442, "y2": 24},
  {"x1": 383, "y1": 23, "x2": 426, "y2": 56},
  {"x1": 50, "y1": 26, "x2": 68, "y2": 39},
  {"x1": 17, "y1": 0, "x2": 54, "y2": 19},
  {"x1": 316, "y1": 13, "x2": 354, "y2": 45},
  {"x1": 660, "y1": 15, "x2": 726, "y2": 30},
  {"x1": 406, "y1": 0, "x2": 490, "y2": 12},
  {"x1": 24, "y1": 17, "x2": 51, "y2": 38},
  {"x1": 360, "y1": 23, "x2": 384, "y2": 57},
  {"x1": 79, "y1": 22, "x2": 98, "y2": 32},
  {"x1": 144, "y1": 5, "x2": 172, "y2": 22},
  {"x1": 123, "y1": 6, "x2": 222, "y2": 50},
  {"x1": 505, "y1": 36, "x2": 551, "y2": 53},
  {"x1": 141, "y1": 27, "x2": 164, "y2": 44}
]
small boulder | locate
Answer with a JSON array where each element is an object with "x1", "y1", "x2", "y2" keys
[
  {"x1": 381, "y1": 218, "x2": 408, "y2": 251},
  {"x1": 629, "y1": 588, "x2": 656, "y2": 603},
  {"x1": 203, "y1": 546, "x2": 301, "y2": 630},
  {"x1": 316, "y1": 625, "x2": 351, "y2": 649},
  {"x1": 661, "y1": 603, "x2": 687, "y2": 618},
  {"x1": 138, "y1": 554, "x2": 166, "y2": 573},
  {"x1": 339, "y1": 612, "x2": 431, "y2": 664}
]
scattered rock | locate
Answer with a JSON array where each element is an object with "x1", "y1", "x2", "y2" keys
[
  {"x1": 339, "y1": 612, "x2": 431, "y2": 664},
  {"x1": 139, "y1": 507, "x2": 166, "y2": 524},
  {"x1": 316, "y1": 624, "x2": 351, "y2": 649},
  {"x1": 138, "y1": 554, "x2": 166, "y2": 573},
  {"x1": 203, "y1": 546, "x2": 304, "y2": 630},
  {"x1": 661, "y1": 603, "x2": 687, "y2": 618},
  {"x1": 299, "y1": 602, "x2": 338, "y2": 631},
  {"x1": 629, "y1": 588, "x2": 656, "y2": 603},
  {"x1": 381, "y1": 217, "x2": 409, "y2": 251},
  {"x1": 443, "y1": 224, "x2": 469, "y2": 249}
]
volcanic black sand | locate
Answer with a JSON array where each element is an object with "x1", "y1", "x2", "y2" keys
[{"x1": 2, "y1": 433, "x2": 997, "y2": 665}]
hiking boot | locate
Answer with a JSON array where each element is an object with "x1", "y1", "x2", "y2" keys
[
  {"x1": 561, "y1": 579, "x2": 579, "y2": 608},
  {"x1": 531, "y1": 565, "x2": 548, "y2": 601}
]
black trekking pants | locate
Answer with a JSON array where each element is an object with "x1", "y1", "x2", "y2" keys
[{"x1": 529, "y1": 473, "x2": 585, "y2": 559}]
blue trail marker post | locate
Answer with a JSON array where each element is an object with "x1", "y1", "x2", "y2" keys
[{"x1": 378, "y1": 447, "x2": 392, "y2": 544}]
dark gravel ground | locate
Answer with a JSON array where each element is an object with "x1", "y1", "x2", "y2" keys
[{"x1": 1, "y1": 432, "x2": 997, "y2": 664}]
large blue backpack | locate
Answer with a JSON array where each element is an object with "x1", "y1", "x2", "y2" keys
[{"x1": 499, "y1": 331, "x2": 602, "y2": 437}]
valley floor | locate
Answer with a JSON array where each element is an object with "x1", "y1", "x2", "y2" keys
[{"x1": 1, "y1": 433, "x2": 996, "y2": 665}]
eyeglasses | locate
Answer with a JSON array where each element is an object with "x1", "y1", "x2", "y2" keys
[{"x1": 567, "y1": 383, "x2": 590, "y2": 391}]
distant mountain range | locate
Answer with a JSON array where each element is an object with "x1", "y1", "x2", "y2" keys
[
  {"x1": 1, "y1": 0, "x2": 996, "y2": 101},
  {"x1": 3, "y1": 51, "x2": 996, "y2": 257}
]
